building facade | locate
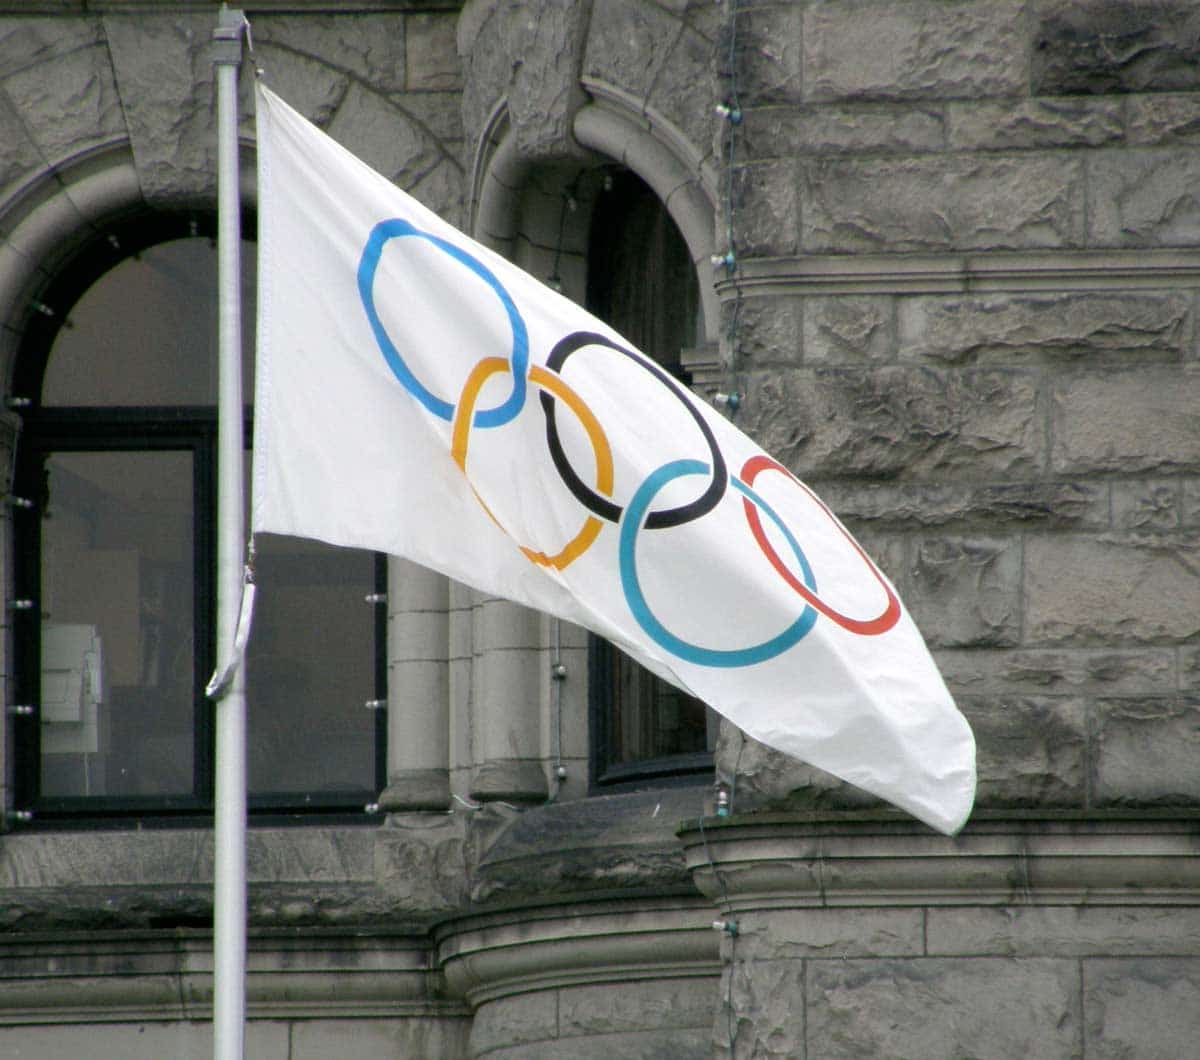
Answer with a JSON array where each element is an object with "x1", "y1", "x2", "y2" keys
[{"x1": 0, "y1": 1, "x2": 1198, "y2": 1057}]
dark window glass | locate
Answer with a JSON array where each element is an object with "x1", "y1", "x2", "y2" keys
[
  {"x1": 585, "y1": 170, "x2": 715, "y2": 785},
  {"x1": 12, "y1": 215, "x2": 384, "y2": 820}
]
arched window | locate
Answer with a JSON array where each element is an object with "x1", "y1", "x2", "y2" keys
[
  {"x1": 11, "y1": 213, "x2": 384, "y2": 819},
  {"x1": 584, "y1": 170, "x2": 717, "y2": 786}
]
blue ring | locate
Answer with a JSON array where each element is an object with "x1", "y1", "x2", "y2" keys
[
  {"x1": 357, "y1": 219, "x2": 529, "y2": 428},
  {"x1": 619, "y1": 460, "x2": 819, "y2": 668}
]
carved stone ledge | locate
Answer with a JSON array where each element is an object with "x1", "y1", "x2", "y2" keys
[
  {"x1": 718, "y1": 248, "x2": 1200, "y2": 297},
  {"x1": 435, "y1": 897, "x2": 720, "y2": 1007},
  {"x1": 676, "y1": 811, "x2": 1200, "y2": 910}
]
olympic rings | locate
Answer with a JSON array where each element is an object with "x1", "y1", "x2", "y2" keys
[
  {"x1": 358, "y1": 218, "x2": 902, "y2": 673},
  {"x1": 619, "y1": 459, "x2": 818, "y2": 666},
  {"x1": 452, "y1": 356, "x2": 614, "y2": 571},
  {"x1": 740, "y1": 455, "x2": 901, "y2": 637},
  {"x1": 358, "y1": 219, "x2": 529, "y2": 428},
  {"x1": 542, "y1": 331, "x2": 728, "y2": 529}
]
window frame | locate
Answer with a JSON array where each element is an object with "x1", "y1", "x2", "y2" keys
[{"x1": 8, "y1": 211, "x2": 386, "y2": 824}]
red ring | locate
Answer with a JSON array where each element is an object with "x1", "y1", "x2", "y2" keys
[{"x1": 740, "y1": 455, "x2": 901, "y2": 637}]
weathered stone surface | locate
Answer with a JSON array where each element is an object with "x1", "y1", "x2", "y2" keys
[
  {"x1": 958, "y1": 695, "x2": 1088, "y2": 807},
  {"x1": 484, "y1": 1029, "x2": 712, "y2": 1060},
  {"x1": 583, "y1": 0, "x2": 685, "y2": 105},
  {"x1": 558, "y1": 978, "x2": 715, "y2": 1038},
  {"x1": 820, "y1": 481, "x2": 1109, "y2": 532},
  {"x1": 0, "y1": 93, "x2": 42, "y2": 191},
  {"x1": 0, "y1": 19, "x2": 103, "y2": 79},
  {"x1": 730, "y1": 159, "x2": 800, "y2": 257},
  {"x1": 714, "y1": 726, "x2": 882, "y2": 815},
  {"x1": 1088, "y1": 149, "x2": 1200, "y2": 246},
  {"x1": 326, "y1": 82, "x2": 451, "y2": 191},
  {"x1": 1128, "y1": 93, "x2": 1200, "y2": 146},
  {"x1": 406, "y1": 12, "x2": 461, "y2": 91},
  {"x1": 1033, "y1": 0, "x2": 1200, "y2": 96},
  {"x1": 898, "y1": 291, "x2": 1191, "y2": 364},
  {"x1": 803, "y1": 295, "x2": 893, "y2": 363},
  {"x1": 906, "y1": 536, "x2": 1022, "y2": 648},
  {"x1": 730, "y1": 296, "x2": 802, "y2": 366},
  {"x1": 292, "y1": 1019, "x2": 470, "y2": 1060},
  {"x1": 808, "y1": 958, "x2": 1081, "y2": 1059},
  {"x1": 1184, "y1": 647, "x2": 1200, "y2": 691},
  {"x1": 253, "y1": 48, "x2": 349, "y2": 129},
  {"x1": 1112, "y1": 480, "x2": 1182, "y2": 532},
  {"x1": 1051, "y1": 370, "x2": 1200, "y2": 474},
  {"x1": 470, "y1": 991, "x2": 558, "y2": 1055},
  {"x1": 374, "y1": 814, "x2": 467, "y2": 916},
  {"x1": 742, "y1": 367, "x2": 1042, "y2": 480},
  {"x1": 726, "y1": 957, "x2": 805, "y2": 1060},
  {"x1": 648, "y1": 15, "x2": 720, "y2": 165},
  {"x1": 935, "y1": 648, "x2": 1176, "y2": 696},
  {"x1": 2, "y1": 44, "x2": 124, "y2": 164},
  {"x1": 802, "y1": 155, "x2": 1085, "y2": 253},
  {"x1": 948, "y1": 97, "x2": 1123, "y2": 151},
  {"x1": 1085, "y1": 958, "x2": 1200, "y2": 1060},
  {"x1": 103, "y1": 14, "x2": 217, "y2": 201},
  {"x1": 1185, "y1": 480, "x2": 1200, "y2": 526},
  {"x1": 1025, "y1": 536, "x2": 1200, "y2": 644},
  {"x1": 741, "y1": 104, "x2": 945, "y2": 158},
  {"x1": 726, "y1": 4, "x2": 803, "y2": 105},
  {"x1": 736, "y1": 908, "x2": 924, "y2": 961},
  {"x1": 804, "y1": 0, "x2": 1025, "y2": 101},
  {"x1": 930, "y1": 906, "x2": 1200, "y2": 957},
  {"x1": 396, "y1": 91, "x2": 464, "y2": 144},
  {"x1": 1092, "y1": 697, "x2": 1200, "y2": 805},
  {"x1": 254, "y1": 14, "x2": 406, "y2": 94}
]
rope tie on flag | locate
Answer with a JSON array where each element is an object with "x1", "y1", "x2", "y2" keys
[{"x1": 205, "y1": 538, "x2": 257, "y2": 699}]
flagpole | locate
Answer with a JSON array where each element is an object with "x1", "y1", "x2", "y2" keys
[{"x1": 211, "y1": 8, "x2": 248, "y2": 1060}]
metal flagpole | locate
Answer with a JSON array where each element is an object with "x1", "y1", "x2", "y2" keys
[{"x1": 211, "y1": 7, "x2": 248, "y2": 1059}]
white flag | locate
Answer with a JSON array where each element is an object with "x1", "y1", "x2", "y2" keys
[{"x1": 252, "y1": 84, "x2": 976, "y2": 834}]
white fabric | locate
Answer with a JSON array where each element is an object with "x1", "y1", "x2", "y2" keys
[{"x1": 252, "y1": 84, "x2": 976, "y2": 834}]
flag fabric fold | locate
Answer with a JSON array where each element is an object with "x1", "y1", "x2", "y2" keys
[{"x1": 251, "y1": 83, "x2": 976, "y2": 835}]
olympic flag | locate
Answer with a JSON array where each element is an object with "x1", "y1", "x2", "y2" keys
[{"x1": 251, "y1": 84, "x2": 976, "y2": 835}]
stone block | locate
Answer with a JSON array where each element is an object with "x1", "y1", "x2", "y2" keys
[
  {"x1": 740, "y1": 367, "x2": 1042, "y2": 480},
  {"x1": 730, "y1": 159, "x2": 800, "y2": 257},
  {"x1": 1112, "y1": 480, "x2": 1182, "y2": 532},
  {"x1": 804, "y1": 0, "x2": 1025, "y2": 102},
  {"x1": 960, "y1": 695, "x2": 1088, "y2": 807},
  {"x1": 252, "y1": 49, "x2": 348, "y2": 129},
  {"x1": 929, "y1": 906, "x2": 1200, "y2": 958},
  {"x1": 583, "y1": 0, "x2": 683, "y2": 107},
  {"x1": 741, "y1": 104, "x2": 945, "y2": 159},
  {"x1": 731, "y1": 296, "x2": 802, "y2": 366},
  {"x1": 0, "y1": 1022, "x2": 288, "y2": 1060},
  {"x1": 1033, "y1": 0, "x2": 1200, "y2": 96},
  {"x1": 483, "y1": 1029, "x2": 712, "y2": 1060},
  {"x1": 1185, "y1": 480, "x2": 1200, "y2": 526},
  {"x1": 1129, "y1": 93, "x2": 1200, "y2": 146},
  {"x1": 735, "y1": 907, "x2": 924, "y2": 960},
  {"x1": 898, "y1": 291, "x2": 1191, "y2": 364},
  {"x1": 0, "y1": 94, "x2": 41, "y2": 191},
  {"x1": 0, "y1": 17, "x2": 103, "y2": 79},
  {"x1": 725, "y1": 4, "x2": 804, "y2": 105},
  {"x1": 820, "y1": 481, "x2": 1109, "y2": 532},
  {"x1": 1184, "y1": 647, "x2": 1200, "y2": 691},
  {"x1": 1088, "y1": 149, "x2": 1200, "y2": 246},
  {"x1": 1092, "y1": 697, "x2": 1200, "y2": 806},
  {"x1": 906, "y1": 536, "x2": 1022, "y2": 648},
  {"x1": 292, "y1": 1018, "x2": 469, "y2": 1060},
  {"x1": 802, "y1": 155, "x2": 1085, "y2": 253},
  {"x1": 648, "y1": 17, "x2": 719, "y2": 165},
  {"x1": 374, "y1": 814, "x2": 467, "y2": 915},
  {"x1": 406, "y1": 12, "x2": 461, "y2": 91},
  {"x1": 1085, "y1": 958, "x2": 1200, "y2": 1060},
  {"x1": 1025, "y1": 536, "x2": 1200, "y2": 644},
  {"x1": 325, "y1": 82, "x2": 446, "y2": 191},
  {"x1": 727, "y1": 956, "x2": 805, "y2": 1060},
  {"x1": 934, "y1": 648, "x2": 1176, "y2": 696},
  {"x1": 948, "y1": 98, "x2": 1123, "y2": 151},
  {"x1": 803, "y1": 295, "x2": 894, "y2": 363},
  {"x1": 2, "y1": 44, "x2": 124, "y2": 165},
  {"x1": 558, "y1": 978, "x2": 715, "y2": 1038},
  {"x1": 1051, "y1": 370, "x2": 1200, "y2": 474},
  {"x1": 470, "y1": 991, "x2": 559, "y2": 1055},
  {"x1": 254, "y1": 14, "x2": 407, "y2": 94},
  {"x1": 808, "y1": 957, "x2": 1081, "y2": 1060}
]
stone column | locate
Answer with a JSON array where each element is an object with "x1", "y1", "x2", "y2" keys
[
  {"x1": 379, "y1": 558, "x2": 450, "y2": 811},
  {"x1": 468, "y1": 596, "x2": 548, "y2": 804}
]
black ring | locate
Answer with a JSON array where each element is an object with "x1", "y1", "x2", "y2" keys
[{"x1": 539, "y1": 331, "x2": 727, "y2": 530}]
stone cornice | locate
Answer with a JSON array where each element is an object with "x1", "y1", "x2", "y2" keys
[
  {"x1": 676, "y1": 812, "x2": 1200, "y2": 910},
  {"x1": 716, "y1": 248, "x2": 1200, "y2": 297}
]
